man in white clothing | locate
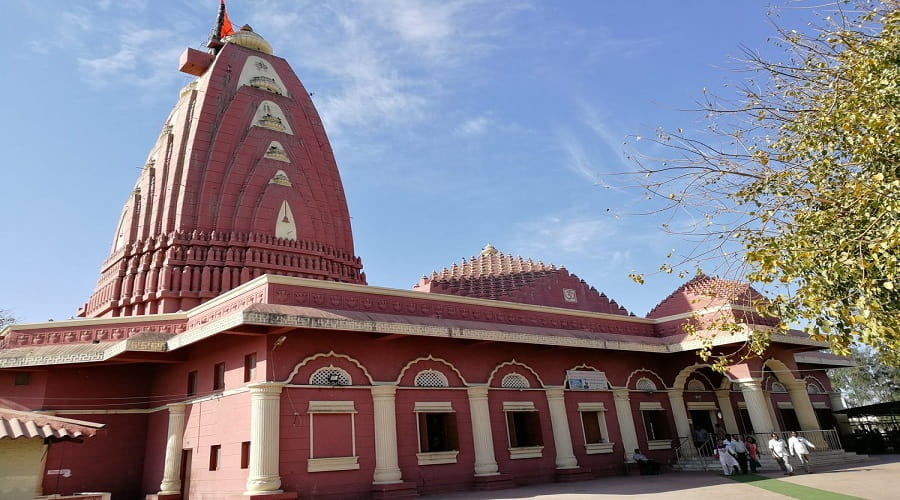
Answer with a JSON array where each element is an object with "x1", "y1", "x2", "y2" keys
[
  {"x1": 715, "y1": 439, "x2": 739, "y2": 476},
  {"x1": 768, "y1": 432, "x2": 794, "y2": 476},
  {"x1": 788, "y1": 431, "x2": 816, "y2": 473}
]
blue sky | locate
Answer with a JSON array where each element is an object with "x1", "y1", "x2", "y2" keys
[{"x1": 0, "y1": 1, "x2": 822, "y2": 323}]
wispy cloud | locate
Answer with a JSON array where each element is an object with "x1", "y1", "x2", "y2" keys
[
  {"x1": 77, "y1": 26, "x2": 186, "y2": 90},
  {"x1": 578, "y1": 101, "x2": 628, "y2": 161},
  {"x1": 249, "y1": 0, "x2": 517, "y2": 137},
  {"x1": 588, "y1": 34, "x2": 661, "y2": 60},
  {"x1": 457, "y1": 115, "x2": 490, "y2": 136},
  {"x1": 558, "y1": 132, "x2": 603, "y2": 184}
]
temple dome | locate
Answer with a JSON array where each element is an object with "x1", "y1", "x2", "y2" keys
[
  {"x1": 224, "y1": 25, "x2": 273, "y2": 55},
  {"x1": 413, "y1": 247, "x2": 631, "y2": 315}
]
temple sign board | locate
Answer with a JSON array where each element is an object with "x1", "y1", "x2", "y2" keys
[{"x1": 566, "y1": 370, "x2": 609, "y2": 390}]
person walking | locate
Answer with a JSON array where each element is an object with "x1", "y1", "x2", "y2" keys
[
  {"x1": 746, "y1": 436, "x2": 761, "y2": 473},
  {"x1": 731, "y1": 434, "x2": 749, "y2": 474},
  {"x1": 715, "y1": 439, "x2": 740, "y2": 476},
  {"x1": 788, "y1": 431, "x2": 816, "y2": 473},
  {"x1": 768, "y1": 432, "x2": 793, "y2": 476}
]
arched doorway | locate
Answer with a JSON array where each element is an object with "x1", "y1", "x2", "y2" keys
[{"x1": 671, "y1": 364, "x2": 738, "y2": 454}]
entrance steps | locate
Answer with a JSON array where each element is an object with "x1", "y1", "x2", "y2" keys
[{"x1": 672, "y1": 449, "x2": 869, "y2": 472}]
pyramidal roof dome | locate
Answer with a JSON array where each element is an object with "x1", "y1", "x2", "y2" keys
[
  {"x1": 413, "y1": 245, "x2": 632, "y2": 315},
  {"x1": 646, "y1": 274, "x2": 770, "y2": 319}
]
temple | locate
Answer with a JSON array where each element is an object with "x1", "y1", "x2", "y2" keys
[{"x1": 0, "y1": 12, "x2": 858, "y2": 500}]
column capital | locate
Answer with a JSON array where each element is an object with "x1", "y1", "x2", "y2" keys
[
  {"x1": 545, "y1": 387, "x2": 565, "y2": 400},
  {"x1": 370, "y1": 384, "x2": 398, "y2": 398},
  {"x1": 735, "y1": 378, "x2": 764, "y2": 391},
  {"x1": 166, "y1": 402, "x2": 186, "y2": 414},
  {"x1": 667, "y1": 389, "x2": 685, "y2": 400},
  {"x1": 248, "y1": 381, "x2": 285, "y2": 395},
  {"x1": 612, "y1": 389, "x2": 631, "y2": 401},
  {"x1": 467, "y1": 385, "x2": 490, "y2": 399}
]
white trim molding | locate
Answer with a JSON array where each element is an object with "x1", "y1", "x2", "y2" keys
[
  {"x1": 307, "y1": 456, "x2": 360, "y2": 473},
  {"x1": 416, "y1": 450, "x2": 459, "y2": 466},
  {"x1": 508, "y1": 445, "x2": 544, "y2": 460}
]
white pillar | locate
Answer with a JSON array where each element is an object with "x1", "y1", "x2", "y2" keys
[
  {"x1": 467, "y1": 386, "x2": 499, "y2": 476},
  {"x1": 245, "y1": 382, "x2": 284, "y2": 495},
  {"x1": 371, "y1": 385, "x2": 402, "y2": 484},
  {"x1": 737, "y1": 379, "x2": 775, "y2": 434},
  {"x1": 158, "y1": 403, "x2": 186, "y2": 495},
  {"x1": 667, "y1": 390, "x2": 692, "y2": 449},
  {"x1": 829, "y1": 392, "x2": 852, "y2": 435},
  {"x1": 612, "y1": 389, "x2": 640, "y2": 462},
  {"x1": 785, "y1": 379, "x2": 820, "y2": 430},
  {"x1": 545, "y1": 388, "x2": 578, "y2": 469},
  {"x1": 715, "y1": 389, "x2": 740, "y2": 434}
]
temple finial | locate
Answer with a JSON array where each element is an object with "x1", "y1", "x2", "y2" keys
[{"x1": 481, "y1": 243, "x2": 499, "y2": 256}]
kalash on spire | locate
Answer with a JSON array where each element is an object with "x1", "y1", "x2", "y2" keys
[{"x1": 79, "y1": 3, "x2": 366, "y2": 318}]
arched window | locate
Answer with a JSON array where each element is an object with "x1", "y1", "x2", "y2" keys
[
  {"x1": 414, "y1": 370, "x2": 449, "y2": 388},
  {"x1": 635, "y1": 377, "x2": 658, "y2": 392},
  {"x1": 771, "y1": 381, "x2": 787, "y2": 393},
  {"x1": 309, "y1": 366, "x2": 351, "y2": 386},
  {"x1": 501, "y1": 373, "x2": 530, "y2": 389},
  {"x1": 686, "y1": 379, "x2": 706, "y2": 391},
  {"x1": 806, "y1": 382, "x2": 822, "y2": 394}
]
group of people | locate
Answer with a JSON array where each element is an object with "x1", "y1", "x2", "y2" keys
[
  {"x1": 768, "y1": 431, "x2": 817, "y2": 476},
  {"x1": 713, "y1": 434, "x2": 761, "y2": 476},
  {"x1": 714, "y1": 431, "x2": 816, "y2": 476}
]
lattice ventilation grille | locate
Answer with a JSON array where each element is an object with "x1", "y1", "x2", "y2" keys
[
  {"x1": 414, "y1": 370, "x2": 449, "y2": 387},
  {"x1": 635, "y1": 377, "x2": 658, "y2": 392},
  {"x1": 501, "y1": 373, "x2": 530, "y2": 389},
  {"x1": 686, "y1": 379, "x2": 706, "y2": 391},
  {"x1": 309, "y1": 367, "x2": 351, "y2": 386},
  {"x1": 771, "y1": 381, "x2": 787, "y2": 393},
  {"x1": 806, "y1": 383, "x2": 822, "y2": 394}
]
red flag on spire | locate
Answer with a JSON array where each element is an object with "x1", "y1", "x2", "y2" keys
[{"x1": 219, "y1": 0, "x2": 235, "y2": 39}]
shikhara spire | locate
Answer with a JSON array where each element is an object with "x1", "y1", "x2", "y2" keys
[{"x1": 80, "y1": 16, "x2": 364, "y2": 318}]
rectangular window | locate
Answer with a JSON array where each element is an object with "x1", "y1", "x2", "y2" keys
[
  {"x1": 418, "y1": 413, "x2": 459, "y2": 452},
  {"x1": 244, "y1": 353, "x2": 257, "y2": 383},
  {"x1": 641, "y1": 410, "x2": 671, "y2": 440},
  {"x1": 213, "y1": 362, "x2": 225, "y2": 391},
  {"x1": 307, "y1": 401, "x2": 360, "y2": 473},
  {"x1": 240, "y1": 441, "x2": 251, "y2": 469},
  {"x1": 578, "y1": 403, "x2": 614, "y2": 454},
  {"x1": 581, "y1": 411, "x2": 605, "y2": 444},
  {"x1": 506, "y1": 411, "x2": 543, "y2": 448},
  {"x1": 209, "y1": 444, "x2": 221, "y2": 471},
  {"x1": 14, "y1": 372, "x2": 31, "y2": 386},
  {"x1": 187, "y1": 370, "x2": 197, "y2": 396}
]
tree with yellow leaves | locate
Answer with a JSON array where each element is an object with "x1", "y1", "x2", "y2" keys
[{"x1": 630, "y1": 1, "x2": 900, "y2": 365}]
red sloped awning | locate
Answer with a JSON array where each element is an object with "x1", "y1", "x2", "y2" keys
[{"x1": 0, "y1": 408, "x2": 105, "y2": 440}]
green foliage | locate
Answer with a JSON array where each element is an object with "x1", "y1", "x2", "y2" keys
[
  {"x1": 630, "y1": 1, "x2": 900, "y2": 365},
  {"x1": 829, "y1": 346, "x2": 900, "y2": 405}
]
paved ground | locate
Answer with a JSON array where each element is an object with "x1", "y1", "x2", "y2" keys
[{"x1": 425, "y1": 455, "x2": 900, "y2": 500}]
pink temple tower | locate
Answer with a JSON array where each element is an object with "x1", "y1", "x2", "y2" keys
[{"x1": 80, "y1": 25, "x2": 365, "y2": 318}]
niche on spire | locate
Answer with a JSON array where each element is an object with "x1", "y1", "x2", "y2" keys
[
  {"x1": 275, "y1": 200, "x2": 297, "y2": 240},
  {"x1": 253, "y1": 100, "x2": 293, "y2": 134},
  {"x1": 238, "y1": 56, "x2": 289, "y2": 97},
  {"x1": 264, "y1": 141, "x2": 290, "y2": 162},
  {"x1": 269, "y1": 170, "x2": 292, "y2": 187}
]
